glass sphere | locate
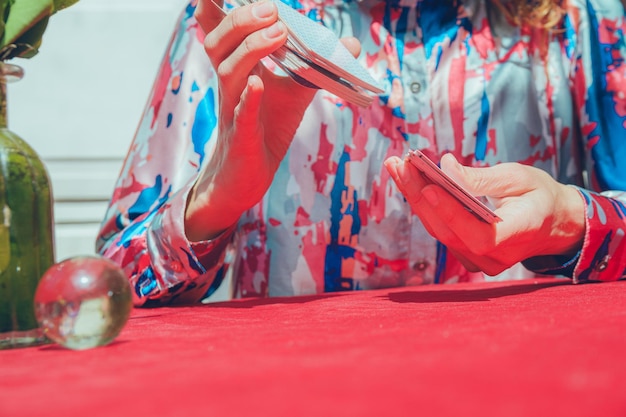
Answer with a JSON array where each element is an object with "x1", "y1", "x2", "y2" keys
[{"x1": 33, "y1": 255, "x2": 133, "y2": 350}]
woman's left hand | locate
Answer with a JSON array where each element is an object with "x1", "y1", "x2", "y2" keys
[{"x1": 384, "y1": 153, "x2": 586, "y2": 275}]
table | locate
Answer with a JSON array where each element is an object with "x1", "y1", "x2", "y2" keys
[{"x1": 1, "y1": 278, "x2": 625, "y2": 417}]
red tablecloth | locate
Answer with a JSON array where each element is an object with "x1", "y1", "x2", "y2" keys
[{"x1": 1, "y1": 278, "x2": 626, "y2": 417}]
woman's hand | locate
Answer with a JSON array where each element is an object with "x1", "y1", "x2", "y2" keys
[
  {"x1": 385, "y1": 153, "x2": 586, "y2": 275},
  {"x1": 186, "y1": 0, "x2": 360, "y2": 241}
]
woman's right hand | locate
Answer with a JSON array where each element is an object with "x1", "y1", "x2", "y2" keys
[{"x1": 185, "y1": 0, "x2": 320, "y2": 241}]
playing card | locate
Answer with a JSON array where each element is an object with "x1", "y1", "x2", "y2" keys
[
  {"x1": 405, "y1": 150, "x2": 502, "y2": 224},
  {"x1": 272, "y1": 0, "x2": 381, "y2": 92},
  {"x1": 214, "y1": 0, "x2": 384, "y2": 107}
]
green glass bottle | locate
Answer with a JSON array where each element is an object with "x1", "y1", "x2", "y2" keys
[{"x1": 0, "y1": 62, "x2": 55, "y2": 349}]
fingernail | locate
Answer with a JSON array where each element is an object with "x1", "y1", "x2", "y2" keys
[
  {"x1": 263, "y1": 21, "x2": 284, "y2": 39},
  {"x1": 422, "y1": 187, "x2": 439, "y2": 207},
  {"x1": 383, "y1": 158, "x2": 396, "y2": 171},
  {"x1": 252, "y1": 1, "x2": 275, "y2": 19}
]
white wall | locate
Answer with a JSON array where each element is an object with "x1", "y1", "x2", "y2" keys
[{"x1": 8, "y1": 0, "x2": 189, "y2": 261}]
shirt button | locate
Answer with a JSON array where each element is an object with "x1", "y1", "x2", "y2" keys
[
  {"x1": 595, "y1": 256, "x2": 610, "y2": 272},
  {"x1": 412, "y1": 260, "x2": 429, "y2": 271},
  {"x1": 409, "y1": 82, "x2": 421, "y2": 94}
]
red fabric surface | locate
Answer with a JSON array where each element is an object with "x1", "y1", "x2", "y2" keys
[{"x1": 1, "y1": 278, "x2": 626, "y2": 417}]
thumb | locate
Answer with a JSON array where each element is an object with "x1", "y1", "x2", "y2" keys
[
  {"x1": 439, "y1": 153, "x2": 531, "y2": 199},
  {"x1": 232, "y1": 74, "x2": 264, "y2": 135}
]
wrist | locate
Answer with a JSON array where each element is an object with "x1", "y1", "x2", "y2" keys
[
  {"x1": 184, "y1": 180, "x2": 245, "y2": 242},
  {"x1": 551, "y1": 184, "x2": 586, "y2": 257}
]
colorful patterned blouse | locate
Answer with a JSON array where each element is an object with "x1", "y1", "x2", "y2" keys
[{"x1": 97, "y1": 0, "x2": 626, "y2": 306}]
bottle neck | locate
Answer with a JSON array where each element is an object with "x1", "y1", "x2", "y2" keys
[
  {"x1": 0, "y1": 79, "x2": 7, "y2": 129},
  {"x1": 0, "y1": 63, "x2": 24, "y2": 129}
]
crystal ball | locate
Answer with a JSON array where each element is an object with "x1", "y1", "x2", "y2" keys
[{"x1": 34, "y1": 255, "x2": 133, "y2": 350}]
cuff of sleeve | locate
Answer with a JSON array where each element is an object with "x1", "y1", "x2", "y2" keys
[
  {"x1": 570, "y1": 188, "x2": 626, "y2": 283},
  {"x1": 145, "y1": 183, "x2": 235, "y2": 297},
  {"x1": 522, "y1": 251, "x2": 580, "y2": 277}
]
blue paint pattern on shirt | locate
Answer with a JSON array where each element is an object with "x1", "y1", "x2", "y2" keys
[
  {"x1": 325, "y1": 150, "x2": 361, "y2": 292},
  {"x1": 191, "y1": 87, "x2": 217, "y2": 165}
]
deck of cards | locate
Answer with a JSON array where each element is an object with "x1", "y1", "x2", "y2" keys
[{"x1": 215, "y1": 0, "x2": 384, "y2": 107}]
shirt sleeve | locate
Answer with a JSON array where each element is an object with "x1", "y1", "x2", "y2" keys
[
  {"x1": 95, "y1": 2, "x2": 233, "y2": 306},
  {"x1": 526, "y1": 0, "x2": 626, "y2": 282}
]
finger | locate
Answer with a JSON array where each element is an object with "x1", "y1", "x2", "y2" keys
[
  {"x1": 440, "y1": 153, "x2": 537, "y2": 199},
  {"x1": 393, "y1": 156, "x2": 500, "y2": 259},
  {"x1": 447, "y1": 247, "x2": 481, "y2": 272},
  {"x1": 339, "y1": 36, "x2": 361, "y2": 58},
  {"x1": 420, "y1": 183, "x2": 499, "y2": 254},
  {"x1": 394, "y1": 156, "x2": 491, "y2": 245},
  {"x1": 232, "y1": 75, "x2": 265, "y2": 150},
  {"x1": 392, "y1": 157, "x2": 482, "y2": 249},
  {"x1": 221, "y1": 19, "x2": 287, "y2": 80},
  {"x1": 204, "y1": 2, "x2": 282, "y2": 66},
  {"x1": 447, "y1": 247, "x2": 510, "y2": 276},
  {"x1": 195, "y1": 0, "x2": 225, "y2": 35},
  {"x1": 211, "y1": 75, "x2": 266, "y2": 196},
  {"x1": 389, "y1": 156, "x2": 470, "y2": 246},
  {"x1": 393, "y1": 155, "x2": 430, "y2": 205},
  {"x1": 218, "y1": 21, "x2": 287, "y2": 119},
  {"x1": 384, "y1": 156, "x2": 403, "y2": 191},
  {"x1": 386, "y1": 156, "x2": 460, "y2": 246}
]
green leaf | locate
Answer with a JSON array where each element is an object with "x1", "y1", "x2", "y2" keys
[
  {"x1": 3, "y1": 0, "x2": 53, "y2": 47},
  {"x1": 0, "y1": 0, "x2": 13, "y2": 40},
  {"x1": 53, "y1": 0, "x2": 80, "y2": 12},
  {"x1": 0, "y1": 0, "x2": 81, "y2": 60},
  {"x1": 2, "y1": 15, "x2": 48, "y2": 59}
]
